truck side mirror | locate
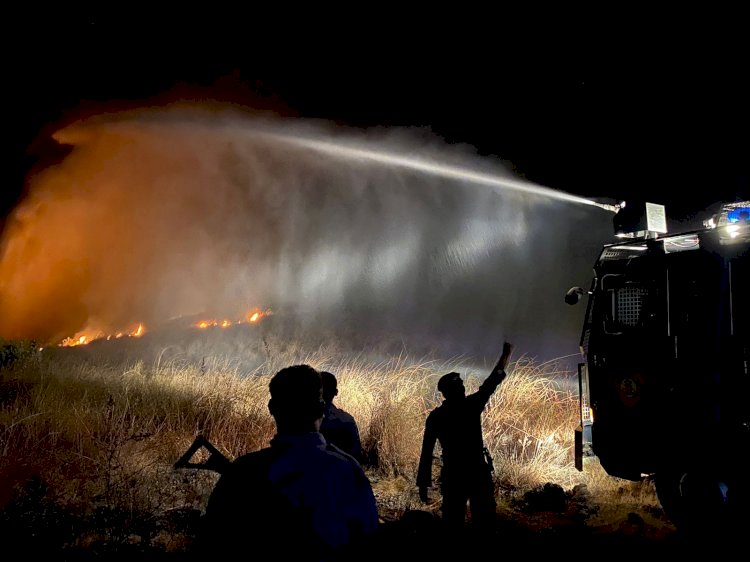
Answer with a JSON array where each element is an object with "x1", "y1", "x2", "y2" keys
[{"x1": 565, "y1": 286, "x2": 585, "y2": 305}]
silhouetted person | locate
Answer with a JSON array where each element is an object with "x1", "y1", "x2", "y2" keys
[
  {"x1": 320, "y1": 371, "x2": 364, "y2": 463},
  {"x1": 202, "y1": 364, "x2": 379, "y2": 561},
  {"x1": 417, "y1": 342, "x2": 513, "y2": 530}
]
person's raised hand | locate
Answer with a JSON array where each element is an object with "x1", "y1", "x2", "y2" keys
[{"x1": 497, "y1": 341, "x2": 514, "y2": 371}]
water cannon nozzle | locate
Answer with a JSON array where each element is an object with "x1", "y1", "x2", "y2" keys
[{"x1": 590, "y1": 197, "x2": 625, "y2": 213}]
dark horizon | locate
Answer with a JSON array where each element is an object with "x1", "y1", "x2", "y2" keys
[{"x1": 5, "y1": 34, "x2": 748, "y2": 224}]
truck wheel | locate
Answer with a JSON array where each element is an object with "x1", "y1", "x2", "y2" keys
[
  {"x1": 654, "y1": 471, "x2": 687, "y2": 530},
  {"x1": 655, "y1": 470, "x2": 729, "y2": 535}
]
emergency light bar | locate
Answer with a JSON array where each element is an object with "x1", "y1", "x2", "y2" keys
[
  {"x1": 703, "y1": 200, "x2": 750, "y2": 244},
  {"x1": 725, "y1": 204, "x2": 750, "y2": 224}
]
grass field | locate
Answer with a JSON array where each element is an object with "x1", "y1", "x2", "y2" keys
[{"x1": 0, "y1": 331, "x2": 669, "y2": 557}]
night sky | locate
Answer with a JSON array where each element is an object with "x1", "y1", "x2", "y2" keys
[
  {"x1": 2, "y1": 19, "x2": 748, "y2": 360},
  {"x1": 4, "y1": 20, "x2": 748, "y2": 225}
]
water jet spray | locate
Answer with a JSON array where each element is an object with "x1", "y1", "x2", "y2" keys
[{"x1": 251, "y1": 127, "x2": 620, "y2": 213}]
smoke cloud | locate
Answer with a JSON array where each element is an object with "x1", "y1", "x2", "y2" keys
[{"x1": 0, "y1": 104, "x2": 612, "y2": 360}]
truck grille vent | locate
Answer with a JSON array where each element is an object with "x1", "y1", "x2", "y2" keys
[
  {"x1": 616, "y1": 286, "x2": 646, "y2": 327},
  {"x1": 600, "y1": 246, "x2": 648, "y2": 261}
]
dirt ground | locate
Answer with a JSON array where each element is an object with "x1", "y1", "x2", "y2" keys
[
  {"x1": 1, "y1": 472, "x2": 734, "y2": 560},
  {"x1": 369, "y1": 477, "x2": 738, "y2": 559}
]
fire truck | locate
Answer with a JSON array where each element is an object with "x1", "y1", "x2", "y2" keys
[{"x1": 566, "y1": 200, "x2": 750, "y2": 531}]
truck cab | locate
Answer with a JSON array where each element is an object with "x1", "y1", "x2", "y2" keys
[{"x1": 568, "y1": 200, "x2": 750, "y2": 531}]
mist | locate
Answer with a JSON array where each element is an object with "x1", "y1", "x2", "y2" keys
[{"x1": 0, "y1": 104, "x2": 613, "y2": 361}]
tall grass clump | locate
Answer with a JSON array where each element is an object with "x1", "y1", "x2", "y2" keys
[{"x1": 481, "y1": 355, "x2": 582, "y2": 490}]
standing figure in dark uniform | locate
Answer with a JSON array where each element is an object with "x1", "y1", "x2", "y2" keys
[{"x1": 417, "y1": 342, "x2": 513, "y2": 529}]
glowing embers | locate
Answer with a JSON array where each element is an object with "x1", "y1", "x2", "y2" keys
[
  {"x1": 59, "y1": 323, "x2": 146, "y2": 347},
  {"x1": 196, "y1": 320, "x2": 232, "y2": 329},
  {"x1": 194, "y1": 308, "x2": 272, "y2": 329}
]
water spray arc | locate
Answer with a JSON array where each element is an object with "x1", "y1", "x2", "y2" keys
[
  {"x1": 57, "y1": 116, "x2": 619, "y2": 212},
  {"x1": 252, "y1": 128, "x2": 619, "y2": 213}
]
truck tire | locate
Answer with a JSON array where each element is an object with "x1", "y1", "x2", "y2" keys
[
  {"x1": 655, "y1": 469, "x2": 730, "y2": 537},
  {"x1": 654, "y1": 470, "x2": 687, "y2": 530}
]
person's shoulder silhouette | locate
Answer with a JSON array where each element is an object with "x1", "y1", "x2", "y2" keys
[{"x1": 202, "y1": 365, "x2": 378, "y2": 560}]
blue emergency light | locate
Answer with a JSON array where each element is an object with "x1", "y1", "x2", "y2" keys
[{"x1": 727, "y1": 206, "x2": 750, "y2": 223}]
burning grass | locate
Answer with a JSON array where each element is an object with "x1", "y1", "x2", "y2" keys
[{"x1": 0, "y1": 336, "x2": 666, "y2": 557}]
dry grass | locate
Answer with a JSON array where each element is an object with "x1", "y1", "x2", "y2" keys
[{"x1": 0, "y1": 336, "x2": 664, "y2": 556}]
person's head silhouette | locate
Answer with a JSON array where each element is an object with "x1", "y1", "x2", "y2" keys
[
  {"x1": 437, "y1": 372, "x2": 466, "y2": 400},
  {"x1": 320, "y1": 371, "x2": 338, "y2": 403},
  {"x1": 268, "y1": 364, "x2": 325, "y2": 434}
]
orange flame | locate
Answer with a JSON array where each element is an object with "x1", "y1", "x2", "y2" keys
[
  {"x1": 58, "y1": 307, "x2": 272, "y2": 345},
  {"x1": 246, "y1": 308, "x2": 272, "y2": 323},
  {"x1": 59, "y1": 323, "x2": 146, "y2": 347},
  {"x1": 194, "y1": 308, "x2": 273, "y2": 329}
]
